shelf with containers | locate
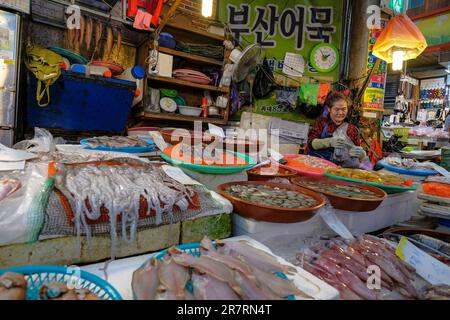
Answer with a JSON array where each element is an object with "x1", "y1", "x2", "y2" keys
[{"x1": 136, "y1": 19, "x2": 231, "y2": 126}]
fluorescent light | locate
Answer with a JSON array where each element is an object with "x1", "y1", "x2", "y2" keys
[
  {"x1": 392, "y1": 50, "x2": 405, "y2": 71},
  {"x1": 202, "y1": 0, "x2": 213, "y2": 18}
]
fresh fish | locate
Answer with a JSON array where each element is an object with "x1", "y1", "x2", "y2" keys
[
  {"x1": 155, "y1": 285, "x2": 177, "y2": 300},
  {"x1": 313, "y1": 257, "x2": 379, "y2": 300},
  {"x1": 191, "y1": 272, "x2": 240, "y2": 300},
  {"x1": 249, "y1": 265, "x2": 307, "y2": 298},
  {"x1": 132, "y1": 258, "x2": 160, "y2": 300},
  {"x1": 0, "y1": 178, "x2": 21, "y2": 202},
  {"x1": 200, "y1": 236, "x2": 217, "y2": 252},
  {"x1": 39, "y1": 282, "x2": 79, "y2": 300},
  {"x1": 234, "y1": 270, "x2": 281, "y2": 300},
  {"x1": 169, "y1": 247, "x2": 243, "y2": 296},
  {"x1": 201, "y1": 246, "x2": 255, "y2": 281},
  {"x1": 158, "y1": 256, "x2": 190, "y2": 299},
  {"x1": 0, "y1": 272, "x2": 27, "y2": 300},
  {"x1": 423, "y1": 285, "x2": 450, "y2": 300},
  {"x1": 217, "y1": 240, "x2": 297, "y2": 275},
  {"x1": 410, "y1": 234, "x2": 450, "y2": 256}
]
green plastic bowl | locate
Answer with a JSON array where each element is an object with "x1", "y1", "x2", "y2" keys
[
  {"x1": 160, "y1": 151, "x2": 256, "y2": 174},
  {"x1": 323, "y1": 172, "x2": 417, "y2": 194}
]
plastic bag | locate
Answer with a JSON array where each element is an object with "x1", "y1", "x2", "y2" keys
[
  {"x1": 299, "y1": 83, "x2": 319, "y2": 106},
  {"x1": 373, "y1": 14, "x2": 427, "y2": 63},
  {"x1": 220, "y1": 64, "x2": 233, "y2": 87},
  {"x1": 0, "y1": 163, "x2": 48, "y2": 246},
  {"x1": 332, "y1": 123, "x2": 360, "y2": 168},
  {"x1": 253, "y1": 58, "x2": 275, "y2": 99},
  {"x1": 275, "y1": 86, "x2": 298, "y2": 111},
  {"x1": 13, "y1": 127, "x2": 63, "y2": 153}
]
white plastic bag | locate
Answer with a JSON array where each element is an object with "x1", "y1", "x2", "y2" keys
[
  {"x1": 13, "y1": 127, "x2": 64, "y2": 153},
  {"x1": 220, "y1": 64, "x2": 234, "y2": 87},
  {"x1": 0, "y1": 163, "x2": 48, "y2": 246}
]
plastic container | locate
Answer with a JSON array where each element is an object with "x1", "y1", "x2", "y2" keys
[
  {"x1": 0, "y1": 265, "x2": 122, "y2": 300},
  {"x1": 159, "y1": 32, "x2": 176, "y2": 49},
  {"x1": 160, "y1": 151, "x2": 256, "y2": 174},
  {"x1": 291, "y1": 176, "x2": 387, "y2": 212},
  {"x1": 117, "y1": 66, "x2": 146, "y2": 107},
  {"x1": 87, "y1": 65, "x2": 112, "y2": 77},
  {"x1": 218, "y1": 181, "x2": 326, "y2": 223},
  {"x1": 178, "y1": 106, "x2": 202, "y2": 117}
]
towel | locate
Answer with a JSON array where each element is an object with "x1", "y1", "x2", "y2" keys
[{"x1": 133, "y1": 9, "x2": 153, "y2": 30}]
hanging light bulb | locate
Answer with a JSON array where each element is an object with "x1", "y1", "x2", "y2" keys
[
  {"x1": 392, "y1": 50, "x2": 405, "y2": 71},
  {"x1": 202, "y1": 0, "x2": 213, "y2": 18}
]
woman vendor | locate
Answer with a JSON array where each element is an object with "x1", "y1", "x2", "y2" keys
[{"x1": 307, "y1": 91, "x2": 367, "y2": 166}]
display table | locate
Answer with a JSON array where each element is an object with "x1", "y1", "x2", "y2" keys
[
  {"x1": 81, "y1": 236, "x2": 340, "y2": 300},
  {"x1": 233, "y1": 191, "x2": 420, "y2": 261}
]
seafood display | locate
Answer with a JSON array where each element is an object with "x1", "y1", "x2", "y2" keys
[
  {"x1": 384, "y1": 156, "x2": 421, "y2": 169},
  {"x1": 0, "y1": 178, "x2": 21, "y2": 202},
  {"x1": 54, "y1": 162, "x2": 196, "y2": 256},
  {"x1": 285, "y1": 155, "x2": 337, "y2": 175},
  {"x1": 132, "y1": 237, "x2": 308, "y2": 300},
  {"x1": 296, "y1": 236, "x2": 421, "y2": 300},
  {"x1": 326, "y1": 168, "x2": 414, "y2": 187},
  {"x1": 39, "y1": 282, "x2": 99, "y2": 300},
  {"x1": 164, "y1": 143, "x2": 248, "y2": 167},
  {"x1": 294, "y1": 179, "x2": 382, "y2": 200},
  {"x1": 0, "y1": 272, "x2": 27, "y2": 300},
  {"x1": 84, "y1": 136, "x2": 151, "y2": 148},
  {"x1": 422, "y1": 285, "x2": 450, "y2": 300},
  {"x1": 224, "y1": 184, "x2": 319, "y2": 209}
]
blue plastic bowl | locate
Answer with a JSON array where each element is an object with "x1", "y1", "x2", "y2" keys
[
  {"x1": 159, "y1": 33, "x2": 176, "y2": 49},
  {"x1": 0, "y1": 265, "x2": 122, "y2": 300}
]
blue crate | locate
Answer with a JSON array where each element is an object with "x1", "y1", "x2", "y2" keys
[{"x1": 26, "y1": 71, "x2": 136, "y2": 133}]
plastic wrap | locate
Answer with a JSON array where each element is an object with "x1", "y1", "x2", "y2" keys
[{"x1": 0, "y1": 163, "x2": 48, "y2": 246}]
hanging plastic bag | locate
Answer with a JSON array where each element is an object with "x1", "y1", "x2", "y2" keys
[
  {"x1": 24, "y1": 44, "x2": 63, "y2": 107},
  {"x1": 299, "y1": 83, "x2": 319, "y2": 106},
  {"x1": 253, "y1": 58, "x2": 275, "y2": 99},
  {"x1": 275, "y1": 86, "x2": 298, "y2": 111},
  {"x1": 373, "y1": 14, "x2": 427, "y2": 63}
]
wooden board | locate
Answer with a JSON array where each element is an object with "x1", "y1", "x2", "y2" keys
[
  {"x1": 158, "y1": 47, "x2": 223, "y2": 66},
  {"x1": 137, "y1": 111, "x2": 228, "y2": 125},
  {"x1": 148, "y1": 75, "x2": 229, "y2": 93}
]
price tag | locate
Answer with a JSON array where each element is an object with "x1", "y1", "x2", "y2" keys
[
  {"x1": 208, "y1": 124, "x2": 225, "y2": 138},
  {"x1": 162, "y1": 165, "x2": 202, "y2": 186},
  {"x1": 396, "y1": 237, "x2": 450, "y2": 286},
  {"x1": 148, "y1": 131, "x2": 169, "y2": 151},
  {"x1": 269, "y1": 149, "x2": 284, "y2": 162},
  {"x1": 319, "y1": 205, "x2": 355, "y2": 240}
]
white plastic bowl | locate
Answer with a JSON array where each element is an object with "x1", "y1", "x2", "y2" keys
[{"x1": 178, "y1": 106, "x2": 202, "y2": 117}]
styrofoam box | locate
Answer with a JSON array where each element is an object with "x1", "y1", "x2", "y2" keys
[{"x1": 233, "y1": 191, "x2": 420, "y2": 244}]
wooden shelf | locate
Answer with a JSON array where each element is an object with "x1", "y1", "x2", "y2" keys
[
  {"x1": 158, "y1": 47, "x2": 223, "y2": 66},
  {"x1": 165, "y1": 23, "x2": 225, "y2": 41},
  {"x1": 138, "y1": 112, "x2": 228, "y2": 125},
  {"x1": 148, "y1": 75, "x2": 229, "y2": 93}
]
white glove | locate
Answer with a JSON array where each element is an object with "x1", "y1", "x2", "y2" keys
[
  {"x1": 349, "y1": 146, "x2": 367, "y2": 159},
  {"x1": 312, "y1": 137, "x2": 346, "y2": 150}
]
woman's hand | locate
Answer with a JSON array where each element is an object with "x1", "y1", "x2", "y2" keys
[
  {"x1": 312, "y1": 137, "x2": 346, "y2": 150},
  {"x1": 349, "y1": 146, "x2": 367, "y2": 159}
]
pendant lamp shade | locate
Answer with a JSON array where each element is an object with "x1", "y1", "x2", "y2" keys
[{"x1": 373, "y1": 14, "x2": 427, "y2": 63}]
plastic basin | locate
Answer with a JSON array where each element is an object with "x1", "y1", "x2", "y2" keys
[{"x1": 217, "y1": 181, "x2": 326, "y2": 223}]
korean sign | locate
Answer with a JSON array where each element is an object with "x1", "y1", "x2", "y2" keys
[
  {"x1": 219, "y1": 0, "x2": 343, "y2": 80},
  {"x1": 219, "y1": 0, "x2": 344, "y2": 122}
]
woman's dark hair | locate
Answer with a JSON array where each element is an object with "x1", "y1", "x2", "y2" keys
[{"x1": 325, "y1": 91, "x2": 352, "y2": 109}]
